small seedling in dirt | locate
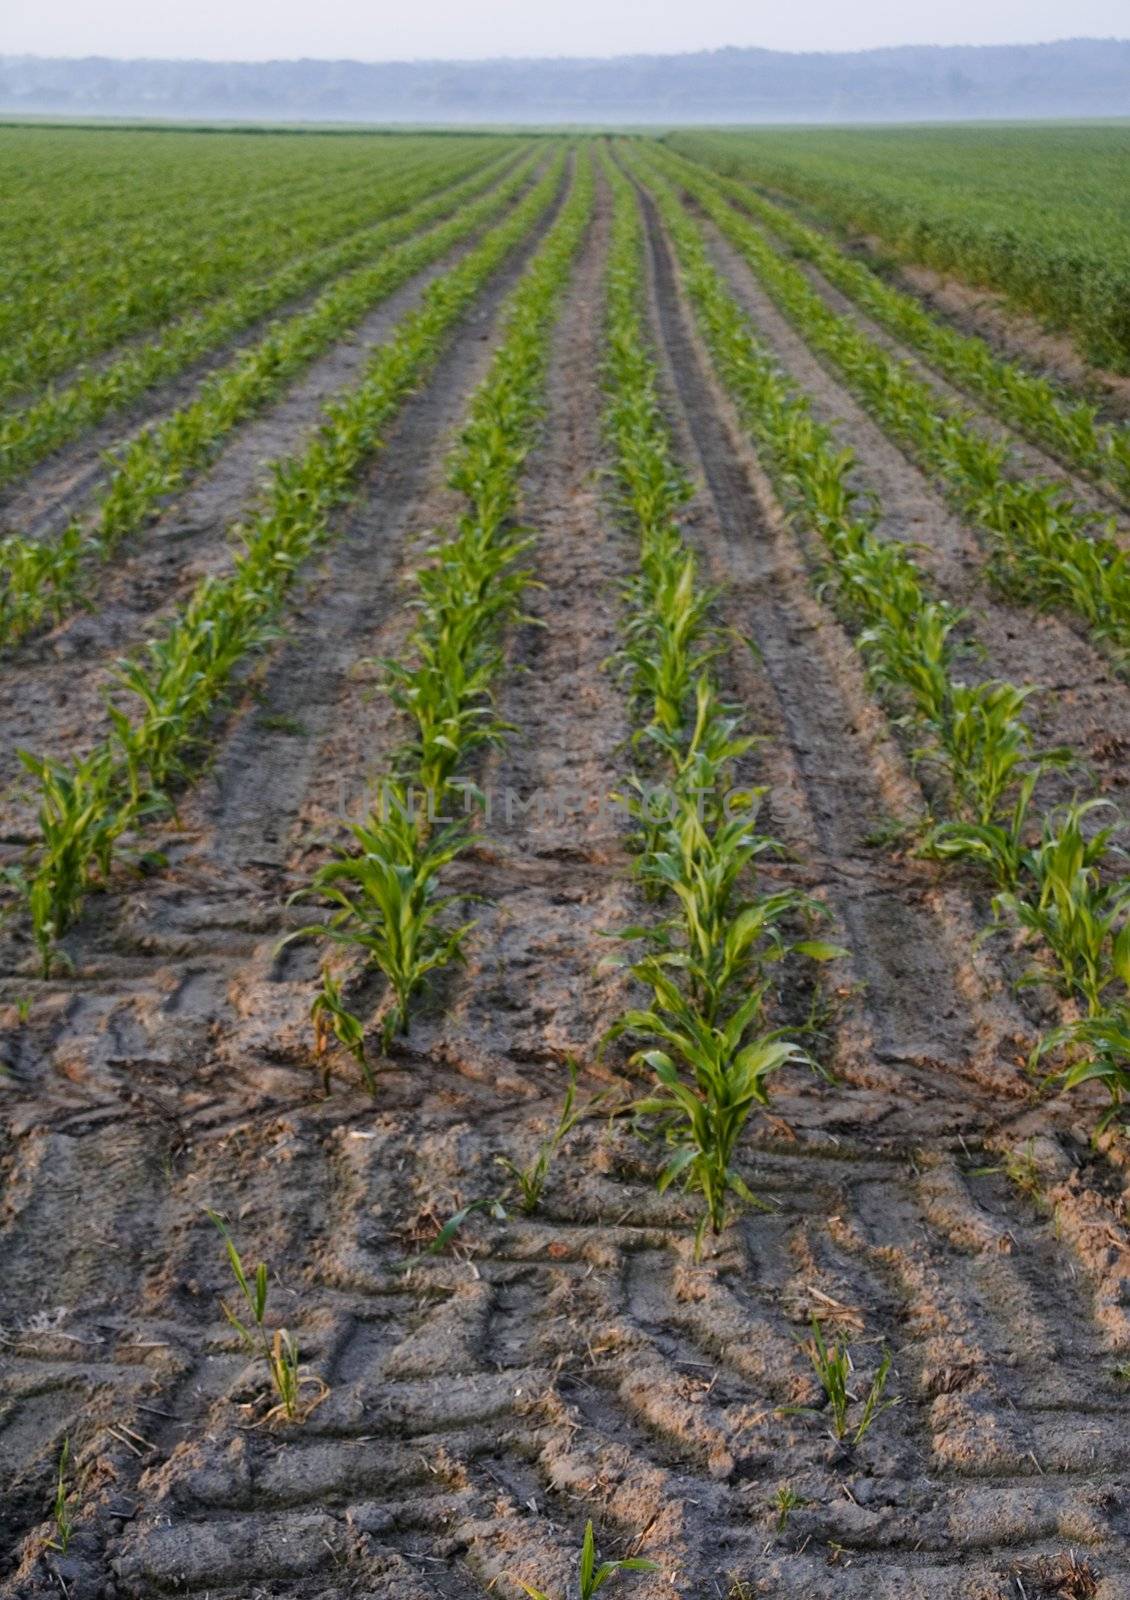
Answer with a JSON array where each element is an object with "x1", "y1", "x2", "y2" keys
[
  {"x1": 1000, "y1": 1140, "x2": 1043, "y2": 1200},
  {"x1": 1113, "y1": 1361, "x2": 1130, "y2": 1385},
  {"x1": 397, "y1": 1195, "x2": 509, "y2": 1269},
  {"x1": 793, "y1": 1319, "x2": 898, "y2": 1444},
  {"x1": 426, "y1": 1195, "x2": 508, "y2": 1254},
  {"x1": 43, "y1": 1438, "x2": 73, "y2": 1555},
  {"x1": 773, "y1": 1484, "x2": 808, "y2": 1533},
  {"x1": 310, "y1": 966, "x2": 372, "y2": 1094},
  {"x1": 12, "y1": 996, "x2": 32, "y2": 1023},
  {"x1": 805, "y1": 1318, "x2": 852, "y2": 1439},
  {"x1": 259, "y1": 713, "x2": 309, "y2": 737},
  {"x1": 207, "y1": 1211, "x2": 325, "y2": 1422},
  {"x1": 971, "y1": 1139, "x2": 1044, "y2": 1205},
  {"x1": 860, "y1": 815, "x2": 913, "y2": 852},
  {"x1": 509, "y1": 1519, "x2": 658, "y2": 1600},
  {"x1": 496, "y1": 1060, "x2": 607, "y2": 1214}
]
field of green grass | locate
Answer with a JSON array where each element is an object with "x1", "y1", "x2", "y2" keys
[{"x1": 667, "y1": 122, "x2": 1130, "y2": 369}]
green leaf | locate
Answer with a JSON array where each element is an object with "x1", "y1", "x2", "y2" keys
[
  {"x1": 580, "y1": 1520, "x2": 596, "y2": 1598},
  {"x1": 792, "y1": 940, "x2": 849, "y2": 962}
]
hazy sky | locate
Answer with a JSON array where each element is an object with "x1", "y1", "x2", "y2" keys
[{"x1": 5, "y1": 0, "x2": 1127, "y2": 61}]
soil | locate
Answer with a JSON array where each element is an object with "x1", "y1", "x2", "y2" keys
[{"x1": 2, "y1": 160, "x2": 1129, "y2": 1600}]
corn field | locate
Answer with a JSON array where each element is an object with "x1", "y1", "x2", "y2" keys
[{"x1": 1, "y1": 123, "x2": 1129, "y2": 1600}]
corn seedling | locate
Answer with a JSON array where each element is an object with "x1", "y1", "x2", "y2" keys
[
  {"x1": 43, "y1": 1438, "x2": 73, "y2": 1555},
  {"x1": 496, "y1": 1059, "x2": 610, "y2": 1213},
  {"x1": 310, "y1": 966, "x2": 372, "y2": 1093},
  {"x1": 997, "y1": 801, "x2": 1130, "y2": 1012},
  {"x1": 798, "y1": 1319, "x2": 898, "y2": 1444},
  {"x1": 288, "y1": 798, "x2": 475, "y2": 1048},
  {"x1": 208, "y1": 1211, "x2": 323, "y2": 1422},
  {"x1": 923, "y1": 768, "x2": 1041, "y2": 891},
  {"x1": 19, "y1": 748, "x2": 124, "y2": 976},
  {"x1": 382, "y1": 524, "x2": 534, "y2": 806},
  {"x1": 920, "y1": 679, "x2": 1069, "y2": 830},
  {"x1": 773, "y1": 1484, "x2": 808, "y2": 1533},
  {"x1": 510, "y1": 1520, "x2": 658, "y2": 1600},
  {"x1": 1032, "y1": 1010, "x2": 1130, "y2": 1134},
  {"x1": 612, "y1": 962, "x2": 807, "y2": 1250}
]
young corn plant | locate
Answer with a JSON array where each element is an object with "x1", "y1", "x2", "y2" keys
[
  {"x1": 924, "y1": 768, "x2": 1042, "y2": 890},
  {"x1": 996, "y1": 801, "x2": 1129, "y2": 1011},
  {"x1": 799, "y1": 1319, "x2": 898, "y2": 1445},
  {"x1": 510, "y1": 1520, "x2": 658, "y2": 1600},
  {"x1": 1035, "y1": 1010, "x2": 1130, "y2": 1134},
  {"x1": 921, "y1": 679, "x2": 1070, "y2": 830},
  {"x1": 616, "y1": 551, "x2": 721, "y2": 736},
  {"x1": 382, "y1": 523, "x2": 534, "y2": 808},
  {"x1": 43, "y1": 1439, "x2": 74, "y2": 1556},
  {"x1": 0, "y1": 522, "x2": 87, "y2": 643},
  {"x1": 495, "y1": 1059, "x2": 601, "y2": 1214},
  {"x1": 1007, "y1": 800, "x2": 1130, "y2": 1129},
  {"x1": 19, "y1": 749, "x2": 125, "y2": 977},
  {"x1": 628, "y1": 725, "x2": 840, "y2": 1022},
  {"x1": 610, "y1": 962, "x2": 808, "y2": 1251},
  {"x1": 208, "y1": 1212, "x2": 324, "y2": 1423},
  {"x1": 288, "y1": 795, "x2": 475, "y2": 1050},
  {"x1": 310, "y1": 966, "x2": 372, "y2": 1093}
]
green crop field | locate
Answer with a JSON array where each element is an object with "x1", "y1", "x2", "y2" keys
[
  {"x1": 667, "y1": 121, "x2": 1130, "y2": 368},
  {"x1": 2, "y1": 122, "x2": 1130, "y2": 1599}
]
